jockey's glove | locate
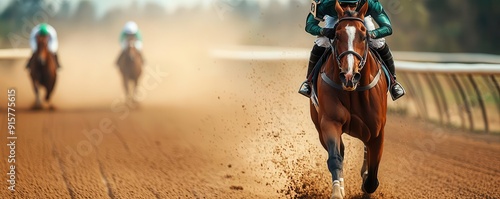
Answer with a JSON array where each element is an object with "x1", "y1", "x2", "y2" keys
[
  {"x1": 368, "y1": 30, "x2": 377, "y2": 39},
  {"x1": 321, "y1": 28, "x2": 336, "y2": 39}
]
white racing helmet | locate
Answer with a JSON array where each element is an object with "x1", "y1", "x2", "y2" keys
[{"x1": 123, "y1": 21, "x2": 138, "y2": 34}]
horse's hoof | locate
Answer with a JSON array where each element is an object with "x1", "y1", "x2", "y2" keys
[
  {"x1": 31, "y1": 104, "x2": 43, "y2": 110},
  {"x1": 331, "y1": 180, "x2": 344, "y2": 199},
  {"x1": 361, "y1": 177, "x2": 379, "y2": 194},
  {"x1": 48, "y1": 105, "x2": 56, "y2": 111}
]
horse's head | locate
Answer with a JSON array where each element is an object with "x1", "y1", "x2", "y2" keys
[
  {"x1": 35, "y1": 34, "x2": 50, "y2": 65},
  {"x1": 332, "y1": 1, "x2": 369, "y2": 91}
]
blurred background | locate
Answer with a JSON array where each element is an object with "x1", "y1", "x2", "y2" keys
[
  {"x1": 0, "y1": 0, "x2": 499, "y2": 198},
  {"x1": 0, "y1": 0, "x2": 499, "y2": 53}
]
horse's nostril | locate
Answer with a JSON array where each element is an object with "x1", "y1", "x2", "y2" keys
[
  {"x1": 339, "y1": 73, "x2": 347, "y2": 84},
  {"x1": 354, "y1": 73, "x2": 361, "y2": 81}
]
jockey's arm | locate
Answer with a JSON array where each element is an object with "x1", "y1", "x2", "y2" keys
[
  {"x1": 135, "y1": 31, "x2": 143, "y2": 41},
  {"x1": 305, "y1": 1, "x2": 337, "y2": 36},
  {"x1": 367, "y1": 0, "x2": 392, "y2": 39},
  {"x1": 305, "y1": 13, "x2": 323, "y2": 36}
]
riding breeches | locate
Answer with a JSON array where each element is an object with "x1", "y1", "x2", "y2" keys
[
  {"x1": 121, "y1": 40, "x2": 143, "y2": 51},
  {"x1": 314, "y1": 15, "x2": 386, "y2": 50}
]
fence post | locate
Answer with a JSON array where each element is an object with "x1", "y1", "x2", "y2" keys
[
  {"x1": 451, "y1": 75, "x2": 474, "y2": 132},
  {"x1": 467, "y1": 75, "x2": 489, "y2": 133},
  {"x1": 424, "y1": 74, "x2": 444, "y2": 124},
  {"x1": 447, "y1": 75, "x2": 466, "y2": 130}
]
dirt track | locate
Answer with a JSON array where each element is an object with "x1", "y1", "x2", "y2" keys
[
  {"x1": 1, "y1": 55, "x2": 500, "y2": 198},
  {"x1": 1, "y1": 19, "x2": 499, "y2": 198}
]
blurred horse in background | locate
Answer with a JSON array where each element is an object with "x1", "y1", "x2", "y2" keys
[
  {"x1": 117, "y1": 35, "x2": 143, "y2": 104},
  {"x1": 27, "y1": 34, "x2": 57, "y2": 110}
]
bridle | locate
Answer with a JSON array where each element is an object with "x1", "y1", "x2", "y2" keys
[
  {"x1": 320, "y1": 16, "x2": 383, "y2": 91},
  {"x1": 331, "y1": 17, "x2": 369, "y2": 71}
]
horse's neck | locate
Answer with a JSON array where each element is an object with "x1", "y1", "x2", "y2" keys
[
  {"x1": 37, "y1": 48, "x2": 47, "y2": 62},
  {"x1": 36, "y1": 46, "x2": 54, "y2": 67}
]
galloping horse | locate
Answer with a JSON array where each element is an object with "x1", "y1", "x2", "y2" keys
[
  {"x1": 116, "y1": 35, "x2": 143, "y2": 103},
  {"x1": 310, "y1": 2, "x2": 388, "y2": 198},
  {"x1": 28, "y1": 34, "x2": 57, "y2": 110}
]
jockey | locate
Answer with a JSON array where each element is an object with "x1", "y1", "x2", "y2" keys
[
  {"x1": 118, "y1": 21, "x2": 144, "y2": 63},
  {"x1": 298, "y1": 0, "x2": 405, "y2": 100},
  {"x1": 28, "y1": 23, "x2": 61, "y2": 69}
]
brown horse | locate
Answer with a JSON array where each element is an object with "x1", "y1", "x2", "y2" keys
[
  {"x1": 116, "y1": 35, "x2": 143, "y2": 103},
  {"x1": 310, "y1": 2, "x2": 388, "y2": 198},
  {"x1": 28, "y1": 34, "x2": 57, "y2": 110}
]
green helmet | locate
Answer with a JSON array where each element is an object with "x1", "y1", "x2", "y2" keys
[
  {"x1": 338, "y1": 0, "x2": 359, "y2": 3},
  {"x1": 38, "y1": 23, "x2": 49, "y2": 36}
]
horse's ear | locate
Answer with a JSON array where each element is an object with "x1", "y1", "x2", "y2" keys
[
  {"x1": 358, "y1": 1, "x2": 368, "y2": 18},
  {"x1": 335, "y1": 0, "x2": 344, "y2": 18}
]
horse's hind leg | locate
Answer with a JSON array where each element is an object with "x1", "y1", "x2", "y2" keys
[
  {"x1": 132, "y1": 78, "x2": 139, "y2": 103},
  {"x1": 45, "y1": 77, "x2": 56, "y2": 110},
  {"x1": 321, "y1": 121, "x2": 344, "y2": 199},
  {"x1": 362, "y1": 134, "x2": 384, "y2": 194},
  {"x1": 122, "y1": 76, "x2": 130, "y2": 100},
  {"x1": 339, "y1": 140, "x2": 345, "y2": 196},
  {"x1": 30, "y1": 79, "x2": 42, "y2": 109}
]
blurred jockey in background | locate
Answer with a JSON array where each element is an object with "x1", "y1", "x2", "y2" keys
[
  {"x1": 118, "y1": 21, "x2": 144, "y2": 63},
  {"x1": 28, "y1": 23, "x2": 61, "y2": 69}
]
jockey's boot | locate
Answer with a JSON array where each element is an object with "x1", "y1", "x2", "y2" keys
[
  {"x1": 117, "y1": 51, "x2": 125, "y2": 66},
  {"x1": 298, "y1": 44, "x2": 326, "y2": 97},
  {"x1": 54, "y1": 53, "x2": 61, "y2": 69},
  {"x1": 377, "y1": 44, "x2": 405, "y2": 100}
]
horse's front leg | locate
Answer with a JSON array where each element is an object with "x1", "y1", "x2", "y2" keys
[
  {"x1": 132, "y1": 78, "x2": 139, "y2": 104},
  {"x1": 30, "y1": 78, "x2": 42, "y2": 109},
  {"x1": 310, "y1": 103, "x2": 326, "y2": 150},
  {"x1": 362, "y1": 132, "x2": 384, "y2": 194},
  {"x1": 321, "y1": 120, "x2": 344, "y2": 199},
  {"x1": 122, "y1": 75, "x2": 130, "y2": 100}
]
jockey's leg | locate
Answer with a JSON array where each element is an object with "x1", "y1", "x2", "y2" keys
[
  {"x1": 298, "y1": 44, "x2": 327, "y2": 97},
  {"x1": 117, "y1": 50, "x2": 125, "y2": 66},
  {"x1": 54, "y1": 53, "x2": 61, "y2": 69},
  {"x1": 377, "y1": 44, "x2": 395, "y2": 77},
  {"x1": 376, "y1": 44, "x2": 405, "y2": 100},
  {"x1": 26, "y1": 53, "x2": 36, "y2": 69}
]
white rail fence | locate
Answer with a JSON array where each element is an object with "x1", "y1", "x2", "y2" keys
[
  {"x1": 0, "y1": 48, "x2": 31, "y2": 60},
  {"x1": 211, "y1": 46, "x2": 500, "y2": 133}
]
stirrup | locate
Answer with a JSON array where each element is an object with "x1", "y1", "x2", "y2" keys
[
  {"x1": 390, "y1": 81, "x2": 405, "y2": 101},
  {"x1": 298, "y1": 81, "x2": 311, "y2": 98}
]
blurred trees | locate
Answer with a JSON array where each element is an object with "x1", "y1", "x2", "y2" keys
[
  {"x1": 0, "y1": 0, "x2": 498, "y2": 54},
  {"x1": 72, "y1": 1, "x2": 96, "y2": 24}
]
